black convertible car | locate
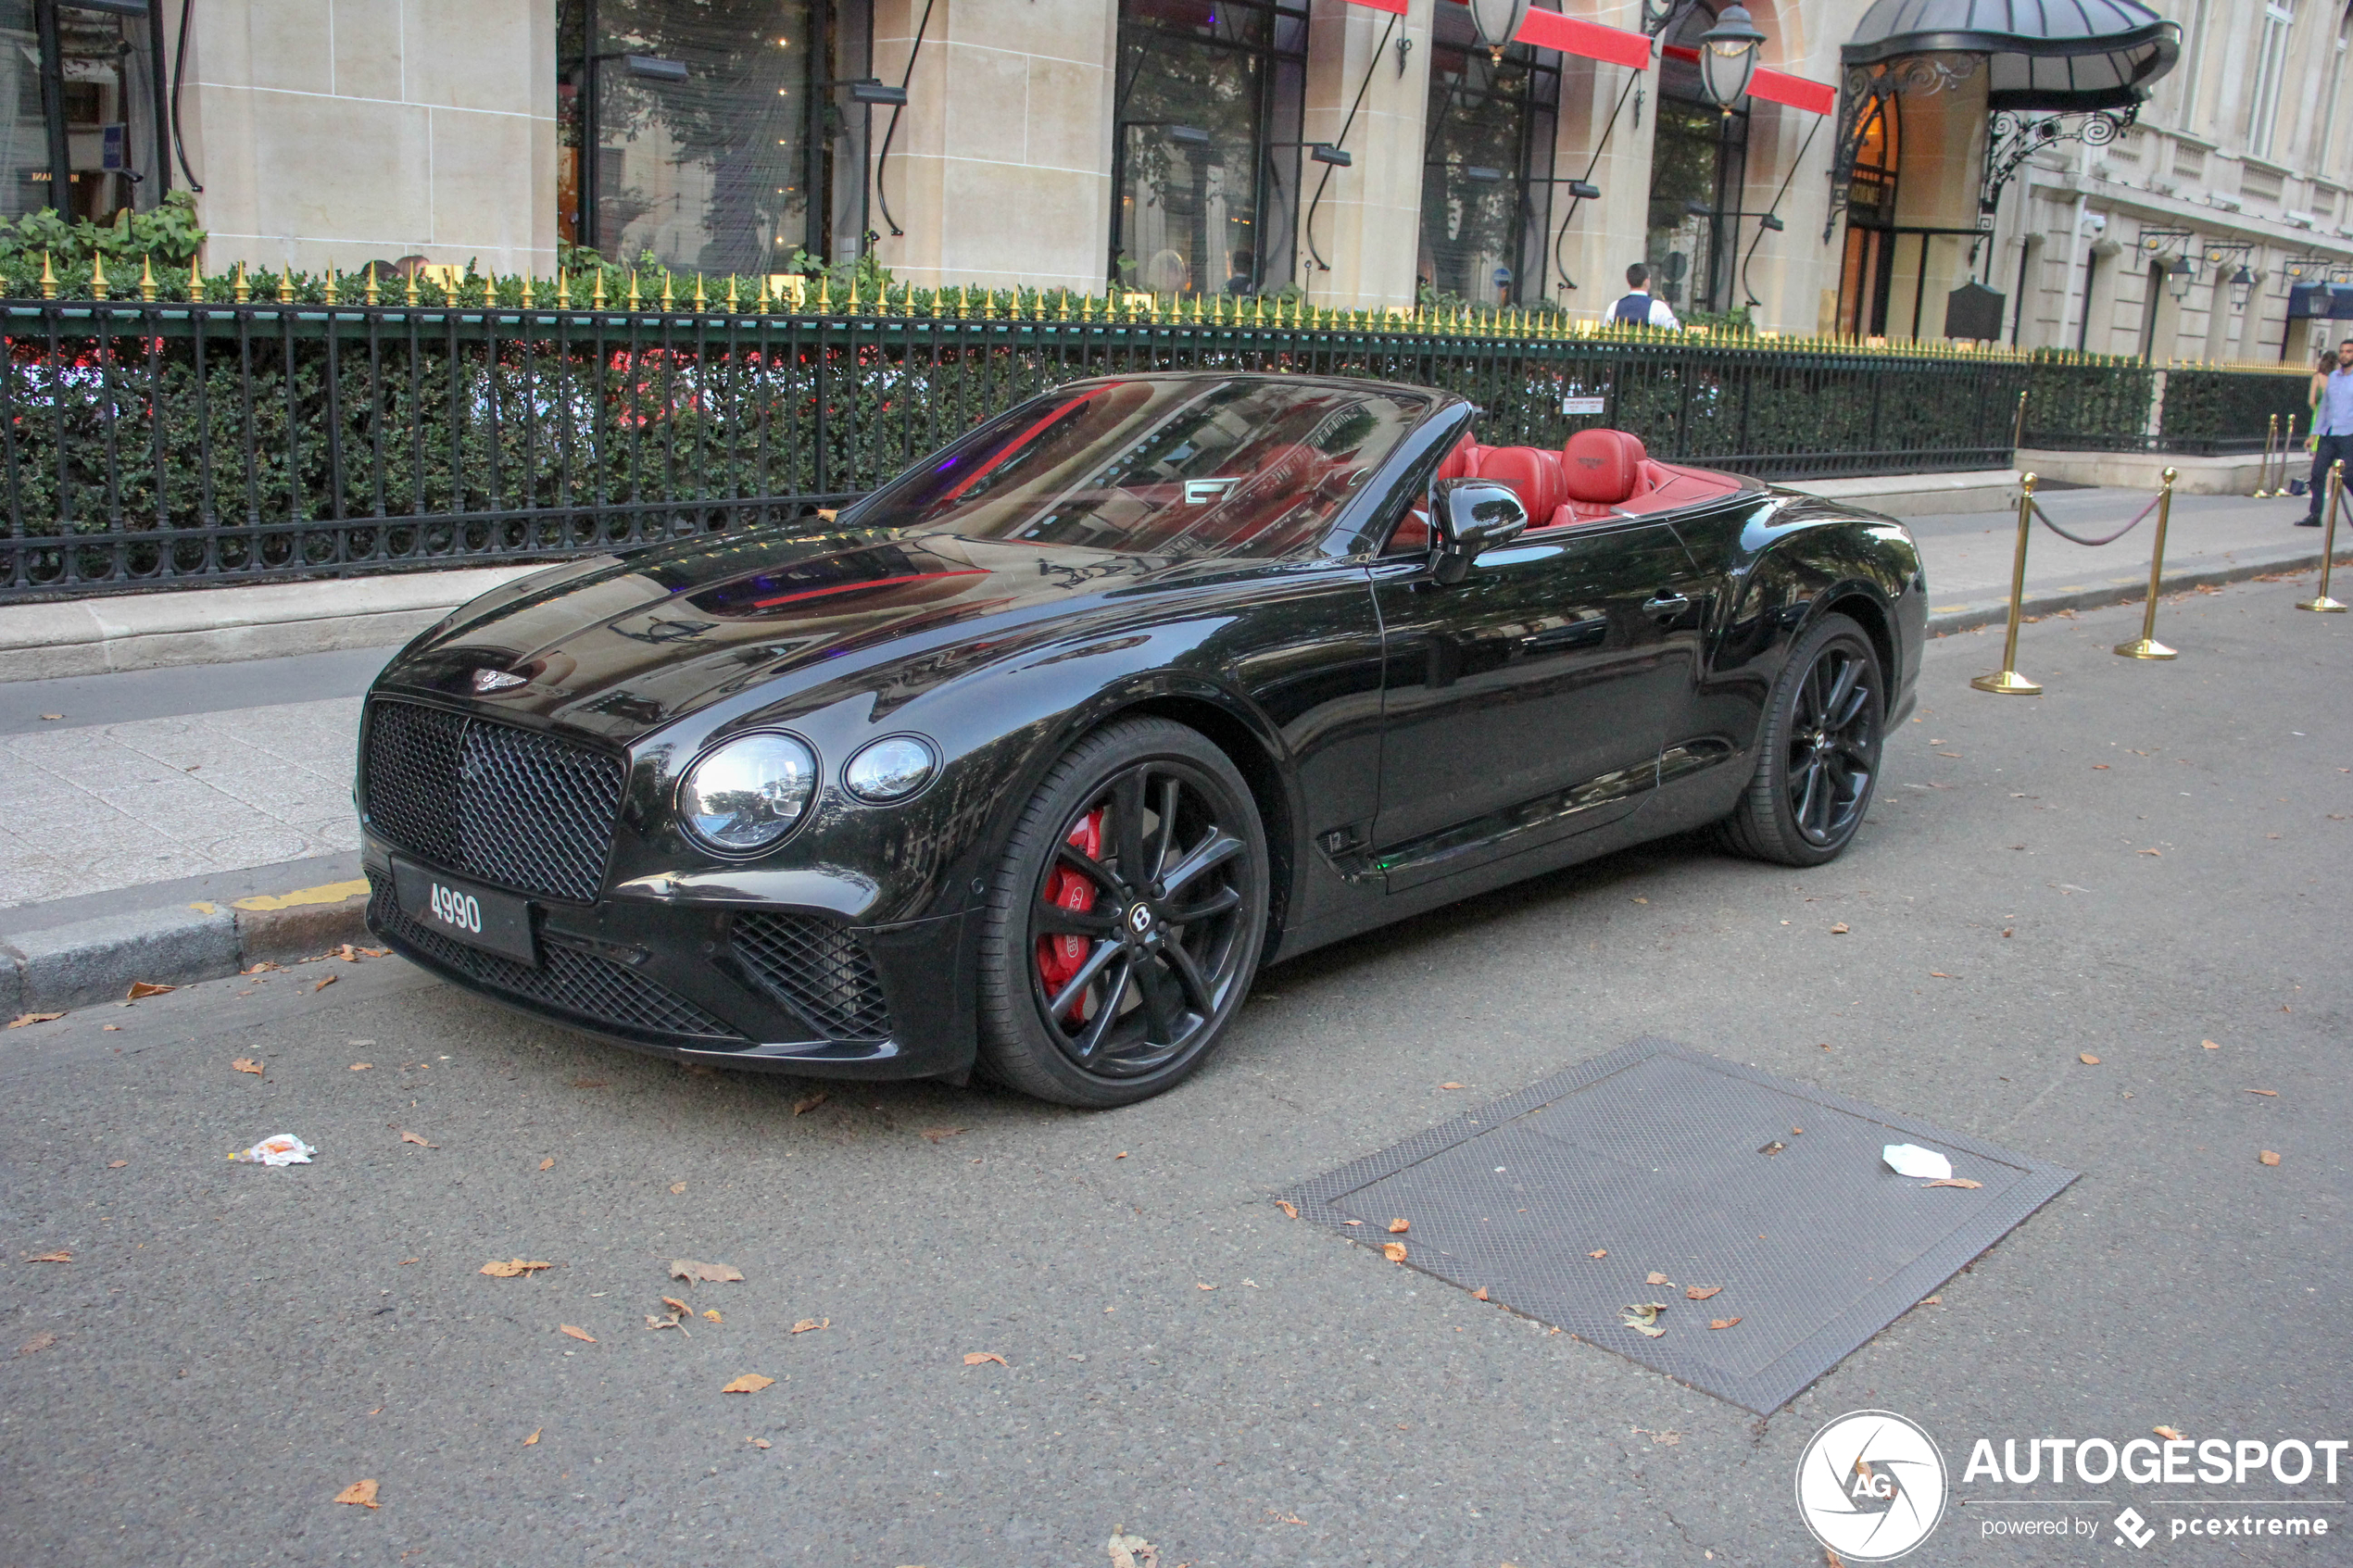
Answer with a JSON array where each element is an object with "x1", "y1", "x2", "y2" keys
[{"x1": 358, "y1": 372, "x2": 1923, "y2": 1105}]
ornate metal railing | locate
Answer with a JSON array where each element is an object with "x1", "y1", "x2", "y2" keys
[{"x1": 0, "y1": 293, "x2": 2276, "y2": 601}]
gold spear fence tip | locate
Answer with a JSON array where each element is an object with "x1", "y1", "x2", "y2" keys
[
  {"x1": 139, "y1": 254, "x2": 156, "y2": 301},
  {"x1": 88, "y1": 252, "x2": 107, "y2": 300},
  {"x1": 364, "y1": 261, "x2": 380, "y2": 306}
]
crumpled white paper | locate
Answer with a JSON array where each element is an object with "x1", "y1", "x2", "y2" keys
[
  {"x1": 230, "y1": 1133, "x2": 316, "y2": 1166},
  {"x1": 1882, "y1": 1143, "x2": 1954, "y2": 1180}
]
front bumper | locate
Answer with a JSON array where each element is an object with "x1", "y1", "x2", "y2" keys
[{"x1": 361, "y1": 839, "x2": 976, "y2": 1080}]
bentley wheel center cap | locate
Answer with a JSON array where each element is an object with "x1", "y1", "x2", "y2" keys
[{"x1": 1126, "y1": 903, "x2": 1156, "y2": 939}]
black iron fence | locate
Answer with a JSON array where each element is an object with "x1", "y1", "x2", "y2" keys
[{"x1": 0, "y1": 295, "x2": 2291, "y2": 601}]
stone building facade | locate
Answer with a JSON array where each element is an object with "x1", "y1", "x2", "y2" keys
[{"x1": 18, "y1": 0, "x2": 2346, "y2": 365}]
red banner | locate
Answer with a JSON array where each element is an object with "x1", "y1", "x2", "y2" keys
[
  {"x1": 1659, "y1": 43, "x2": 1835, "y2": 115},
  {"x1": 1341, "y1": 0, "x2": 1410, "y2": 13},
  {"x1": 1515, "y1": 7, "x2": 1653, "y2": 70}
]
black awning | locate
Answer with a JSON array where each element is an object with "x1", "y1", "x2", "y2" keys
[{"x1": 1843, "y1": 0, "x2": 2180, "y2": 112}]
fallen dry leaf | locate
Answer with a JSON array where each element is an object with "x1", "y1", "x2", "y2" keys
[
  {"x1": 962, "y1": 1351, "x2": 1006, "y2": 1366},
  {"x1": 479, "y1": 1259, "x2": 554, "y2": 1278},
  {"x1": 2079, "y1": 1053, "x2": 2102, "y2": 1066},
  {"x1": 1830, "y1": 922, "x2": 1849, "y2": 934},
  {"x1": 1930, "y1": 972, "x2": 1954, "y2": 979},
  {"x1": 23, "y1": 1250, "x2": 70, "y2": 1263},
  {"x1": 1645, "y1": 1272, "x2": 1671, "y2": 1286},
  {"x1": 522, "y1": 1428, "x2": 540, "y2": 1445},
  {"x1": 1685, "y1": 1286, "x2": 1722, "y2": 1300},
  {"x1": 790, "y1": 1318, "x2": 828, "y2": 1334},
  {"x1": 1380, "y1": 1242, "x2": 1407, "y2": 1263},
  {"x1": 232, "y1": 1059, "x2": 264, "y2": 1075},
  {"x1": 538, "y1": 1157, "x2": 554, "y2": 1171},
  {"x1": 2138, "y1": 848, "x2": 2161, "y2": 857},
  {"x1": 348, "y1": 1063, "x2": 371, "y2": 1072},
  {"x1": 1276, "y1": 1199, "x2": 1298, "y2": 1219},
  {"x1": 702, "y1": 1310, "x2": 722, "y2": 1323},
  {"x1": 722, "y1": 1374, "x2": 775, "y2": 1393},
  {"x1": 1473, "y1": 1286, "x2": 1490, "y2": 1301},
  {"x1": 6, "y1": 1012, "x2": 64, "y2": 1029},
  {"x1": 1709, "y1": 1317, "x2": 1743, "y2": 1331},
  {"x1": 17, "y1": 1331, "x2": 58, "y2": 1354},
  {"x1": 333, "y1": 1479, "x2": 380, "y2": 1509},
  {"x1": 313, "y1": 974, "x2": 339, "y2": 992},
  {"x1": 1115, "y1": 1151, "x2": 1129, "y2": 1160},
  {"x1": 749, "y1": 1437, "x2": 771, "y2": 1449},
  {"x1": 669, "y1": 1259, "x2": 745, "y2": 1285},
  {"x1": 2155, "y1": 1425, "x2": 2184, "y2": 1441},
  {"x1": 37, "y1": 712, "x2": 58, "y2": 720},
  {"x1": 1196, "y1": 1283, "x2": 1216, "y2": 1291},
  {"x1": 1387, "y1": 1218, "x2": 1410, "y2": 1235},
  {"x1": 1825, "y1": 1549, "x2": 1845, "y2": 1568},
  {"x1": 791, "y1": 1092, "x2": 826, "y2": 1115},
  {"x1": 1588, "y1": 1248, "x2": 1607, "y2": 1259},
  {"x1": 661, "y1": 1296, "x2": 692, "y2": 1315},
  {"x1": 126, "y1": 981, "x2": 173, "y2": 1000},
  {"x1": 2246, "y1": 1088, "x2": 2279, "y2": 1097},
  {"x1": 2259, "y1": 1150, "x2": 2282, "y2": 1166},
  {"x1": 918, "y1": 1126, "x2": 965, "y2": 1143},
  {"x1": 107, "y1": 1160, "x2": 126, "y2": 1169},
  {"x1": 1621, "y1": 1302, "x2": 1668, "y2": 1337},
  {"x1": 241, "y1": 961, "x2": 281, "y2": 975},
  {"x1": 2203, "y1": 1040, "x2": 2221, "y2": 1049},
  {"x1": 559, "y1": 1324, "x2": 596, "y2": 1343},
  {"x1": 398, "y1": 1130, "x2": 435, "y2": 1148},
  {"x1": 1923, "y1": 1178, "x2": 1984, "y2": 1189},
  {"x1": 1923, "y1": 1296, "x2": 1943, "y2": 1305},
  {"x1": 669, "y1": 1182, "x2": 687, "y2": 1195},
  {"x1": 1440, "y1": 1082, "x2": 1465, "y2": 1090},
  {"x1": 2093, "y1": 763, "x2": 2109, "y2": 770}
]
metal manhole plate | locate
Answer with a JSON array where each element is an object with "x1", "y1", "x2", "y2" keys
[{"x1": 1280, "y1": 1037, "x2": 2077, "y2": 1414}]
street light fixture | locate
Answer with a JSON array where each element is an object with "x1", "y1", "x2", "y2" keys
[
  {"x1": 2163, "y1": 253, "x2": 2197, "y2": 303},
  {"x1": 1465, "y1": 0, "x2": 1533, "y2": 64},
  {"x1": 2228, "y1": 264, "x2": 2258, "y2": 310},
  {"x1": 1695, "y1": 4, "x2": 1767, "y2": 107}
]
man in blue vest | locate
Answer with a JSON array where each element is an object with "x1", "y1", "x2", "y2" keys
[
  {"x1": 1611, "y1": 263, "x2": 1680, "y2": 330},
  {"x1": 2305, "y1": 336, "x2": 2353, "y2": 525}
]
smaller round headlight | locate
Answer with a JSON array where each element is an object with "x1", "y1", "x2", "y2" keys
[
  {"x1": 679, "y1": 733, "x2": 818, "y2": 853},
  {"x1": 842, "y1": 735, "x2": 938, "y2": 803}
]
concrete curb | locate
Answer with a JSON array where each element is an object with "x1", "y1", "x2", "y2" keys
[
  {"x1": 1924, "y1": 544, "x2": 2347, "y2": 637},
  {"x1": 3, "y1": 885, "x2": 371, "y2": 1017}
]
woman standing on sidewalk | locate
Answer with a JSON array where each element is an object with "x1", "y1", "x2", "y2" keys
[{"x1": 2303, "y1": 338, "x2": 2353, "y2": 525}]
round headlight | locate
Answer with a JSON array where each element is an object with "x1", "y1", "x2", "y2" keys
[
  {"x1": 678, "y1": 733, "x2": 818, "y2": 853},
  {"x1": 842, "y1": 734, "x2": 938, "y2": 803}
]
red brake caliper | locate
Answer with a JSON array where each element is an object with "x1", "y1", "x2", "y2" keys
[{"x1": 1036, "y1": 807, "x2": 1106, "y2": 997}]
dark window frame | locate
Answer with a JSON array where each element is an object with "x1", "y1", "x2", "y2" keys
[{"x1": 1418, "y1": 6, "x2": 1561, "y2": 308}]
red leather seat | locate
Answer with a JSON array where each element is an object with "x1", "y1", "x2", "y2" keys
[
  {"x1": 1435, "y1": 436, "x2": 1484, "y2": 483},
  {"x1": 1561, "y1": 429, "x2": 1646, "y2": 506},
  {"x1": 1472, "y1": 446, "x2": 1566, "y2": 524}
]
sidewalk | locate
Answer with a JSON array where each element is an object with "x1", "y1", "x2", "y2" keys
[{"x1": 3, "y1": 487, "x2": 2345, "y2": 1015}]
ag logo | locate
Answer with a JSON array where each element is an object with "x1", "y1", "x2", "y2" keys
[{"x1": 1794, "y1": 1410, "x2": 1948, "y2": 1562}]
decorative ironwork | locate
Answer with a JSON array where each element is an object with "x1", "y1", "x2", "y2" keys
[{"x1": 1977, "y1": 104, "x2": 2139, "y2": 218}]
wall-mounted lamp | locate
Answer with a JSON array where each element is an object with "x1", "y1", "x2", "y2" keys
[
  {"x1": 2162, "y1": 253, "x2": 2197, "y2": 303},
  {"x1": 1465, "y1": 166, "x2": 1505, "y2": 183},
  {"x1": 2228, "y1": 264, "x2": 2258, "y2": 309},
  {"x1": 846, "y1": 78, "x2": 907, "y2": 106},
  {"x1": 1696, "y1": 4, "x2": 1766, "y2": 107},
  {"x1": 1758, "y1": 212, "x2": 1786, "y2": 232},
  {"x1": 623, "y1": 55, "x2": 689, "y2": 82},
  {"x1": 1310, "y1": 144, "x2": 1353, "y2": 167}
]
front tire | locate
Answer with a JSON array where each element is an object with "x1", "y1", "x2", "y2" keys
[
  {"x1": 1718, "y1": 611, "x2": 1884, "y2": 867},
  {"x1": 975, "y1": 718, "x2": 1269, "y2": 1108}
]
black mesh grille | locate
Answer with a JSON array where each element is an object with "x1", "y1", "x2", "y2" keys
[
  {"x1": 369, "y1": 873, "x2": 740, "y2": 1041},
  {"x1": 363, "y1": 699, "x2": 623, "y2": 903},
  {"x1": 733, "y1": 913, "x2": 894, "y2": 1040}
]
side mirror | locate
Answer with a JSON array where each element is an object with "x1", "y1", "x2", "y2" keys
[{"x1": 1430, "y1": 479, "x2": 1527, "y2": 584}]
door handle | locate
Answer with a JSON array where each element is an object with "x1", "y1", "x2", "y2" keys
[{"x1": 1643, "y1": 591, "x2": 1692, "y2": 620}]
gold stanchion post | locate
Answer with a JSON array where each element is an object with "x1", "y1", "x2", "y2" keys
[
  {"x1": 1972, "y1": 473, "x2": 2045, "y2": 695},
  {"x1": 2253, "y1": 414, "x2": 2278, "y2": 497},
  {"x1": 2296, "y1": 459, "x2": 2348, "y2": 613},
  {"x1": 2115, "y1": 466, "x2": 2179, "y2": 659}
]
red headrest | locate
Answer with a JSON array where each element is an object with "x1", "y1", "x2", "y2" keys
[
  {"x1": 1473, "y1": 446, "x2": 1565, "y2": 524},
  {"x1": 1562, "y1": 429, "x2": 1646, "y2": 506}
]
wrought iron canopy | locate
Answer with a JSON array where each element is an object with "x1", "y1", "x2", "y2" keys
[{"x1": 1842, "y1": 0, "x2": 2179, "y2": 112}]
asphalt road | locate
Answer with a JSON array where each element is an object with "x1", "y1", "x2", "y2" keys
[{"x1": 4, "y1": 578, "x2": 2347, "y2": 1568}]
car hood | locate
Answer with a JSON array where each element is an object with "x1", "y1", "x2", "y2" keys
[{"x1": 374, "y1": 528, "x2": 1176, "y2": 743}]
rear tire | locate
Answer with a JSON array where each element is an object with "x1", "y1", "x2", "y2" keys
[
  {"x1": 975, "y1": 718, "x2": 1268, "y2": 1108},
  {"x1": 1718, "y1": 612, "x2": 1884, "y2": 867}
]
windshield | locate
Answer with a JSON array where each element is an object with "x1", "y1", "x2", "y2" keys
[{"x1": 848, "y1": 378, "x2": 1429, "y2": 559}]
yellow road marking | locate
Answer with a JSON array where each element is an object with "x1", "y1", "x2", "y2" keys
[{"x1": 232, "y1": 878, "x2": 370, "y2": 912}]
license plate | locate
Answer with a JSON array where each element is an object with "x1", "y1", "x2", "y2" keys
[{"x1": 393, "y1": 859, "x2": 538, "y2": 965}]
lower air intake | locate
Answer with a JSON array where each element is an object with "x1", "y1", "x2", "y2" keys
[{"x1": 732, "y1": 912, "x2": 894, "y2": 1041}]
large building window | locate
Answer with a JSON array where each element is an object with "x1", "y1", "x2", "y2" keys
[
  {"x1": 1418, "y1": 6, "x2": 1559, "y2": 307},
  {"x1": 560, "y1": 0, "x2": 871, "y2": 274},
  {"x1": 1113, "y1": 0, "x2": 1306, "y2": 296},
  {"x1": 0, "y1": 0, "x2": 170, "y2": 224},
  {"x1": 1645, "y1": 13, "x2": 1746, "y2": 319},
  {"x1": 2247, "y1": 1, "x2": 2294, "y2": 160}
]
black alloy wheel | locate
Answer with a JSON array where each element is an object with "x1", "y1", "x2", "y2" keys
[
  {"x1": 1718, "y1": 611, "x2": 1884, "y2": 867},
  {"x1": 976, "y1": 717, "x2": 1268, "y2": 1108}
]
